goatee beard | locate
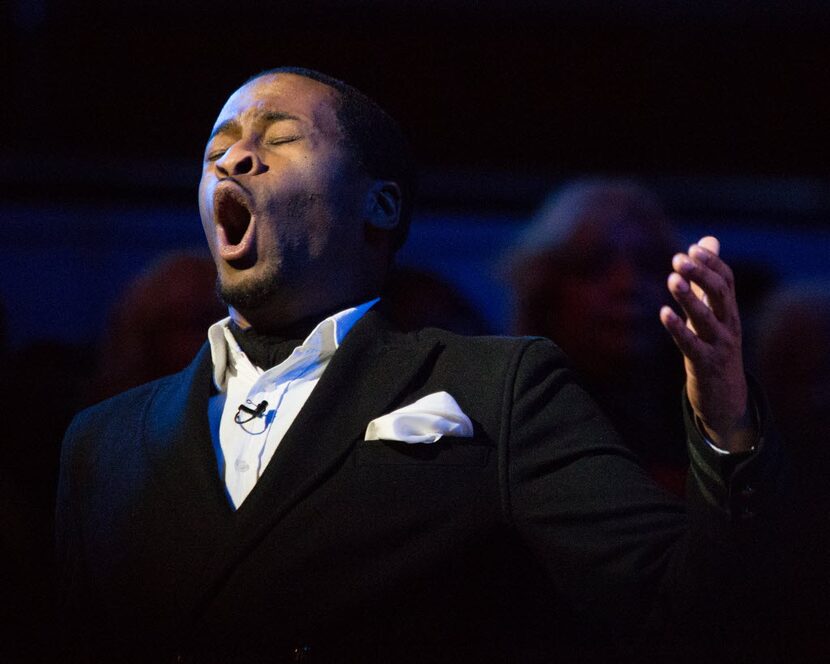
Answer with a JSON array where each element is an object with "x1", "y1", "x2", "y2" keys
[{"x1": 216, "y1": 274, "x2": 280, "y2": 313}]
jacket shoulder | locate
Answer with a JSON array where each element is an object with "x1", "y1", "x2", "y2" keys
[
  {"x1": 69, "y1": 373, "x2": 174, "y2": 437},
  {"x1": 67, "y1": 344, "x2": 212, "y2": 440},
  {"x1": 413, "y1": 327, "x2": 563, "y2": 356},
  {"x1": 411, "y1": 328, "x2": 571, "y2": 374}
]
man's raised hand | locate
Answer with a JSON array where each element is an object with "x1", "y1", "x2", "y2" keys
[{"x1": 659, "y1": 236, "x2": 755, "y2": 452}]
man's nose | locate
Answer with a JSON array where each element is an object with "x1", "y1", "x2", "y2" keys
[{"x1": 215, "y1": 141, "x2": 267, "y2": 177}]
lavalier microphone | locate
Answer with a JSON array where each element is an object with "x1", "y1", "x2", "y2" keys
[{"x1": 234, "y1": 400, "x2": 268, "y2": 424}]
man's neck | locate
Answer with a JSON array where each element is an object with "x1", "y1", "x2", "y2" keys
[{"x1": 228, "y1": 296, "x2": 379, "y2": 336}]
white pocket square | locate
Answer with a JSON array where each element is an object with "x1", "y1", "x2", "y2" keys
[{"x1": 364, "y1": 391, "x2": 473, "y2": 444}]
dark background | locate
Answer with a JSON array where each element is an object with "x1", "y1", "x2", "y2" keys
[
  {"x1": 2, "y1": 5, "x2": 829, "y2": 657},
  {"x1": 6, "y1": 1, "x2": 830, "y2": 183},
  {"x1": 2, "y1": 0, "x2": 830, "y2": 345}
]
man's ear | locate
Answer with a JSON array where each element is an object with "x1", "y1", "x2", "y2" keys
[{"x1": 364, "y1": 180, "x2": 402, "y2": 231}]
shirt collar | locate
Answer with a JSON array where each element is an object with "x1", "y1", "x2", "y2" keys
[{"x1": 207, "y1": 298, "x2": 380, "y2": 391}]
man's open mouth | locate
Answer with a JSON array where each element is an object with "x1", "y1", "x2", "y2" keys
[{"x1": 214, "y1": 185, "x2": 253, "y2": 247}]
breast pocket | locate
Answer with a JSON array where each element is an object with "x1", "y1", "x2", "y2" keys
[{"x1": 355, "y1": 437, "x2": 491, "y2": 466}]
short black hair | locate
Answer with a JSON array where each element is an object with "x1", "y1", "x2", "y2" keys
[{"x1": 248, "y1": 66, "x2": 417, "y2": 252}]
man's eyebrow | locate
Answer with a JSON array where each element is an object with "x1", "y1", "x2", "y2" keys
[
  {"x1": 261, "y1": 111, "x2": 301, "y2": 124},
  {"x1": 209, "y1": 119, "x2": 240, "y2": 142},
  {"x1": 208, "y1": 112, "x2": 301, "y2": 141}
]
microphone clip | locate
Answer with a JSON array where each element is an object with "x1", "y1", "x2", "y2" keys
[{"x1": 234, "y1": 400, "x2": 269, "y2": 425}]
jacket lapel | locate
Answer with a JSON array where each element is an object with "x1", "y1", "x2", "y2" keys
[
  {"x1": 242, "y1": 308, "x2": 439, "y2": 517},
  {"x1": 195, "y1": 308, "x2": 441, "y2": 609},
  {"x1": 141, "y1": 344, "x2": 231, "y2": 522},
  {"x1": 142, "y1": 310, "x2": 439, "y2": 525}
]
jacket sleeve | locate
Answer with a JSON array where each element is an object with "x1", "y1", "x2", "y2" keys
[
  {"x1": 55, "y1": 413, "x2": 92, "y2": 655},
  {"x1": 55, "y1": 407, "x2": 119, "y2": 658},
  {"x1": 503, "y1": 337, "x2": 783, "y2": 656}
]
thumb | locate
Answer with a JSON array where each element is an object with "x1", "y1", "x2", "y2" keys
[
  {"x1": 690, "y1": 236, "x2": 721, "y2": 309},
  {"x1": 698, "y1": 235, "x2": 720, "y2": 256}
]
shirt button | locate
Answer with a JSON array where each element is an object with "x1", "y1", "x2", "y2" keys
[
  {"x1": 738, "y1": 505, "x2": 756, "y2": 520},
  {"x1": 235, "y1": 459, "x2": 250, "y2": 472}
]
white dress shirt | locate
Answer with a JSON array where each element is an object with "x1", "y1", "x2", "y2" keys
[{"x1": 206, "y1": 299, "x2": 379, "y2": 509}]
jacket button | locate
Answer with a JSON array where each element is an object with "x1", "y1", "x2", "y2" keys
[
  {"x1": 291, "y1": 645, "x2": 313, "y2": 662},
  {"x1": 740, "y1": 484, "x2": 755, "y2": 498}
]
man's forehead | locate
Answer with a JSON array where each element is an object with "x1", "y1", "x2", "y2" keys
[{"x1": 213, "y1": 73, "x2": 340, "y2": 131}]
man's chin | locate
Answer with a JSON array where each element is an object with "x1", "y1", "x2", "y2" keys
[{"x1": 216, "y1": 273, "x2": 280, "y2": 314}]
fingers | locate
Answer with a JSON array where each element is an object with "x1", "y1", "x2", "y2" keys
[
  {"x1": 667, "y1": 269, "x2": 719, "y2": 340},
  {"x1": 660, "y1": 304, "x2": 705, "y2": 361},
  {"x1": 689, "y1": 236, "x2": 719, "y2": 305},
  {"x1": 661, "y1": 236, "x2": 752, "y2": 450},
  {"x1": 667, "y1": 239, "x2": 739, "y2": 333},
  {"x1": 697, "y1": 235, "x2": 720, "y2": 257}
]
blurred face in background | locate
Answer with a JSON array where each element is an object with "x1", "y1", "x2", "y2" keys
[
  {"x1": 545, "y1": 213, "x2": 671, "y2": 366},
  {"x1": 512, "y1": 183, "x2": 678, "y2": 377},
  {"x1": 758, "y1": 292, "x2": 830, "y2": 455}
]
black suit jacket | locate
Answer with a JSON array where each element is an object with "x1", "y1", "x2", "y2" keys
[{"x1": 56, "y1": 309, "x2": 780, "y2": 662}]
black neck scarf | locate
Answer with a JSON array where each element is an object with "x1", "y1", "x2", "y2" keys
[
  {"x1": 228, "y1": 321, "x2": 310, "y2": 371},
  {"x1": 226, "y1": 299, "x2": 378, "y2": 370}
]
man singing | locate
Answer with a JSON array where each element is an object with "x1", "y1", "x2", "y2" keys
[{"x1": 57, "y1": 67, "x2": 778, "y2": 663}]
